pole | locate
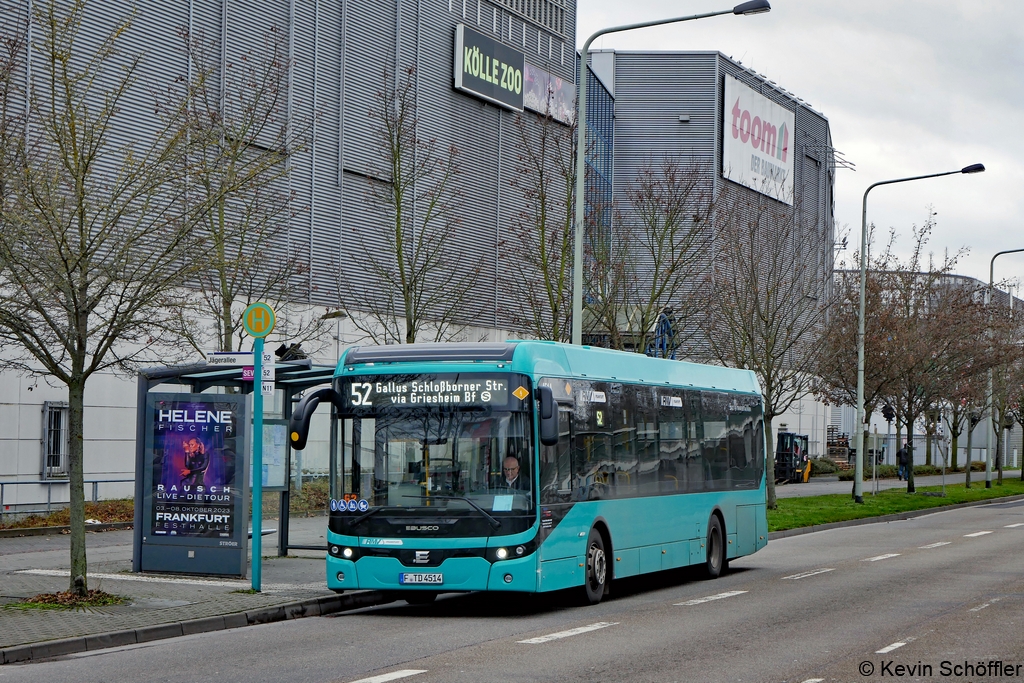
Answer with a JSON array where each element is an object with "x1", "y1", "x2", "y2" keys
[
  {"x1": 853, "y1": 164, "x2": 984, "y2": 503},
  {"x1": 985, "y1": 248, "x2": 1024, "y2": 488},
  {"x1": 252, "y1": 337, "x2": 264, "y2": 591}
]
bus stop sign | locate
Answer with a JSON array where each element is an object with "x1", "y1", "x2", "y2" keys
[{"x1": 243, "y1": 303, "x2": 276, "y2": 339}]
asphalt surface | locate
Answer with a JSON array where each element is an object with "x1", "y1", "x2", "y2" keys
[
  {"x1": 2, "y1": 498, "x2": 1022, "y2": 682},
  {"x1": 774, "y1": 471, "x2": 972, "y2": 498}
]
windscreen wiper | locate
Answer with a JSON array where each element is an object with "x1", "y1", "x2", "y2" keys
[
  {"x1": 402, "y1": 494, "x2": 501, "y2": 530},
  {"x1": 348, "y1": 506, "x2": 384, "y2": 528}
]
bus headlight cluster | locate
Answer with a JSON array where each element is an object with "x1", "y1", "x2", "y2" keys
[{"x1": 330, "y1": 545, "x2": 356, "y2": 559}]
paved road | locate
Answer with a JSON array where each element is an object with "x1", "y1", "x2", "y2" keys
[{"x1": 4, "y1": 499, "x2": 1022, "y2": 682}]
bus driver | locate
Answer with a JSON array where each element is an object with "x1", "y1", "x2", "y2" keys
[{"x1": 501, "y1": 455, "x2": 529, "y2": 491}]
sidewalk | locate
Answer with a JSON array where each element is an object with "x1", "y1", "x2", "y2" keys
[
  {"x1": 775, "y1": 472, "x2": 973, "y2": 498},
  {"x1": 0, "y1": 516, "x2": 384, "y2": 664}
]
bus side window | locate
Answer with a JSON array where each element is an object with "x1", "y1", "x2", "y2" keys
[{"x1": 540, "y1": 409, "x2": 572, "y2": 504}]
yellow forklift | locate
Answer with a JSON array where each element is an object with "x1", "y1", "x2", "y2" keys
[{"x1": 775, "y1": 432, "x2": 811, "y2": 484}]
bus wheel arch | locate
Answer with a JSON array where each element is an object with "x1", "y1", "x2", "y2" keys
[{"x1": 703, "y1": 509, "x2": 728, "y2": 579}]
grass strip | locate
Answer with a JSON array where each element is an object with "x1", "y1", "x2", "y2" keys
[{"x1": 769, "y1": 477, "x2": 1024, "y2": 532}]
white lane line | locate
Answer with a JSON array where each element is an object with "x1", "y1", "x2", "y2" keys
[
  {"x1": 782, "y1": 568, "x2": 835, "y2": 580},
  {"x1": 347, "y1": 671, "x2": 427, "y2": 683},
  {"x1": 518, "y1": 622, "x2": 619, "y2": 644},
  {"x1": 876, "y1": 637, "x2": 916, "y2": 654},
  {"x1": 964, "y1": 531, "x2": 993, "y2": 537},
  {"x1": 876, "y1": 642, "x2": 907, "y2": 654},
  {"x1": 674, "y1": 590, "x2": 748, "y2": 606},
  {"x1": 801, "y1": 679, "x2": 824, "y2": 683},
  {"x1": 862, "y1": 553, "x2": 901, "y2": 562},
  {"x1": 969, "y1": 597, "x2": 1002, "y2": 612},
  {"x1": 1004, "y1": 523, "x2": 1024, "y2": 528},
  {"x1": 919, "y1": 542, "x2": 951, "y2": 549},
  {"x1": 16, "y1": 569, "x2": 322, "y2": 592}
]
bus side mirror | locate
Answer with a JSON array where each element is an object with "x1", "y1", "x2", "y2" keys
[
  {"x1": 289, "y1": 387, "x2": 344, "y2": 450},
  {"x1": 538, "y1": 386, "x2": 559, "y2": 446}
]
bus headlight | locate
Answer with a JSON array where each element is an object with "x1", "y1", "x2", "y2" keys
[
  {"x1": 343, "y1": 547, "x2": 354, "y2": 559},
  {"x1": 496, "y1": 547, "x2": 508, "y2": 560},
  {"x1": 515, "y1": 545, "x2": 525, "y2": 556}
]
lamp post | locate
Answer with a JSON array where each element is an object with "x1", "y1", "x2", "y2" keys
[
  {"x1": 853, "y1": 163, "x2": 985, "y2": 503},
  {"x1": 570, "y1": 0, "x2": 771, "y2": 345},
  {"x1": 985, "y1": 248, "x2": 1024, "y2": 487}
]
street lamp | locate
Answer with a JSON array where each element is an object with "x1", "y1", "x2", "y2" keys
[
  {"x1": 570, "y1": 0, "x2": 772, "y2": 345},
  {"x1": 985, "y1": 248, "x2": 1024, "y2": 488},
  {"x1": 853, "y1": 163, "x2": 985, "y2": 503}
]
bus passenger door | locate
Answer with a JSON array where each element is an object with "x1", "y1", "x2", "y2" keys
[{"x1": 538, "y1": 408, "x2": 576, "y2": 558}]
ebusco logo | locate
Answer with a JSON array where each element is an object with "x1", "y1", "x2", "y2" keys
[{"x1": 730, "y1": 98, "x2": 789, "y2": 163}]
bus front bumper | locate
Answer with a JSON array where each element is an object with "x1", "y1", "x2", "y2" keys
[{"x1": 326, "y1": 553, "x2": 538, "y2": 593}]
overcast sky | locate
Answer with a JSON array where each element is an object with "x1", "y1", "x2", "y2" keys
[{"x1": 578, "y1": 0, "x2": 1024, "y2": 289}]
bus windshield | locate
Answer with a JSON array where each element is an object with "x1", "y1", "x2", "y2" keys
[{"x1": 335, "y1": 373, "x2": 536, "y2": 537}]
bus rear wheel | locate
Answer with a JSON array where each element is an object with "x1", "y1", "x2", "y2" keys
[
  {"x1": 703, "y1": 515, "x2": 727, "y2": 579},
  {"x1": 582, "y1": 528, "x2": 608, "y2": 605}
]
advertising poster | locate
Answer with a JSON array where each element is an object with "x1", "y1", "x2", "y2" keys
[
  {"x1": 722, "y1": 75, "x2": 795, "y2": 205},
  {"x1": 523, "y1": 62, "x2": 574, "y2": 126},
  {"x1": 146, "y1": 395, "x2": 246, "y2": 541}
]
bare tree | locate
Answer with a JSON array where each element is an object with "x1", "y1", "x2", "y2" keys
[
  {"x1": 172, "y1": 26, "x2": 328, "y2": 354},
  {"x1": 0, "y1": 0, "x2": 202, "y2": 595},
  {"x1": 704, "y1": 189, "x2": 832, "y2": 509},
  {"x1": 501, "y1": 106, "x2": 576, "y2": 342},
  {"x1": 344, "y1": 66, "x2": 477, "y2": 344},
  {"x1": 585, "y1": 157, "x2": 714, "y2": 355}
]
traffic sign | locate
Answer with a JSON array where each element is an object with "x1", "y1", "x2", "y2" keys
[
  {"x1": 242, "y1": 303, "x2": 276, "y2": 338},
  {"x1": 206, "y1": 351, "x2": 255, "y2": 366}
]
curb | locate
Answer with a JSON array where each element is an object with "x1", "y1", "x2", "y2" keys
[
  {"x1": 768, "y1": 492, "x2": 1024, "y2": 541},
  {"x1": 0, "y1": 523, "x2": 133, "y2": 538},
  {"x1": 0, "y1": 590, "x2": 387, "y2": 665}
]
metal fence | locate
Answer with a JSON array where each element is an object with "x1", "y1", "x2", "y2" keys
[{"x1": 0, "y1": 479, "x2": 133, "y2": 522}]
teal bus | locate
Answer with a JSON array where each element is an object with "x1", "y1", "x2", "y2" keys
[{"x1": 288, "y1": 341, "x2": 767, "y2": 605}]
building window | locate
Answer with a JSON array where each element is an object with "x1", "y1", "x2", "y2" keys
[{"x1": 42, "y1": 401, "x2": 70, "y2": 479}]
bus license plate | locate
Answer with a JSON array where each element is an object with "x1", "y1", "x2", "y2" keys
[{"x1": 400, "y1": 573, "x2": 443, "y2": 585}]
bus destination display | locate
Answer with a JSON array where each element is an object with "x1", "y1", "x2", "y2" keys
[{"x1": 345, "y1": 375, "x2": 512, "y2": 409}]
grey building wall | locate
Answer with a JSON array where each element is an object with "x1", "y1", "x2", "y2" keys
[
  {"x1": 0, "y1": 0, "x2": 577, "y2": 495},
  {"x1": 594, "y1": 50, "x2": 836, "y2": 340}
]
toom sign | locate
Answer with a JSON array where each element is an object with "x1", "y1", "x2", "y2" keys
[{"x1": 722, "y1": 75, "x2": 795, "y2": 205}]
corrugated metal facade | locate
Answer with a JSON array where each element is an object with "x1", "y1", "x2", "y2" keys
[
  {"x1": 4, "y1": 0, "x2": 577, "y2": 333},
  {"x1": 600, "y1": 50, "x2": 836, "y2": 316}
]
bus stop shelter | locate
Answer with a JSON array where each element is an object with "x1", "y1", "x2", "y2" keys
[{"x1": 131, "y1": 359, "x2": 337, "y2": 573}]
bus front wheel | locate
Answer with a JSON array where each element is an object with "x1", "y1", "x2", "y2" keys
[
  {"x1": 582, "y1": 528, "x2": 608, "y2": 605},
  {"x1": 703, "y1": 515, "x2": 727, "y2": 579}
]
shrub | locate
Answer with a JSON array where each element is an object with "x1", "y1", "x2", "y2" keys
[
  {"x1": 810, "y1": 458, "x2": 837, "y2": 476},
  {"x1": 970, "y1": 460, "x2": 987, "y2": 472},
  {"x1": 912, "y1": 464, "x2": 941, "y2": 476}
]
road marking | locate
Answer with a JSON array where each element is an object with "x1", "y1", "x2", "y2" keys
[
  {"x1": 862, "y1": 553, "x2": 900, "y2": 562},
  {"x1": 16, "y1": 569, "x2": 322, "y2": 593},
  {"x1": 876, "y1": 642, "x2": 907, "y2": 654},
  {"x1": 517, "y1": 622, "x2": 619, "y2": 644},
  {"x1": 876, "y1": 636, "x2": 917, "y2": 655},
  {"x1": 918, "y1": 542, "x2": 951, "y2": 549},
  {"x1": 801, "y1": 679, "x2": 824, "y2": 683},
  {"x1": 347, "y1": 671, "x2": 427, "y2": 683},
  {"x1": 1004, "y1": 523, "x2": 1024, "y2": 528},
  {"x1": 782, "y1": 568, "x2": 835, "y2": 580},
  {"x1": 969, "y1": 597, "x2": 1002, "y2": 612},
  {"x1": 964, "y1": 531, "x2": 993, "y2": 537},
  {"x1": 674, "y1": 590, "x2": 748, "y2": 606}
]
